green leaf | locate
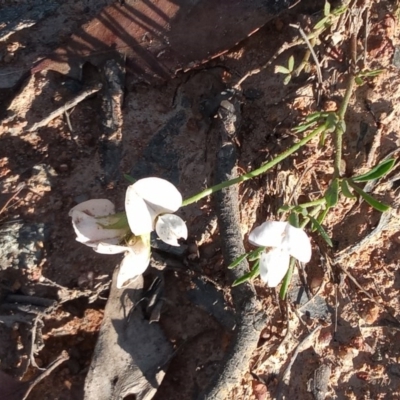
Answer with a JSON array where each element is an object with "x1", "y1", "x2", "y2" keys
[
  {"x1": 305, "y1": 112, "x2": 324, "y2": 122},
  {"x1": 228, "y1": 253, "x2": 248, "y2": 269},
  {"x1": 309, "y1": 216, "x2": 333, "y2": 247},
  {"x1": 300, "y1": 207, "x2": 308, "y2": 217},
  {"x1": 278, "y1": 204, "x2": 293, "y2": 212},
  {"x1": 292, "y1": 120, "x2": 318, "y2": 133},
  {"x1": 288, "y1": 55, "x2": 295, "y2": 72},
  {"x1": 232, "y1": 261, "x2": 260, "y2": 286},
  {"x1": 248, "y1": 247, "x2": 266, "y2": 262},
  {"x1": 317, "y1": 206, "x2": 330, "y2": 225},
  {"x1": 349, "y1": 183, "x2": 390, "y2": 212},
  {"x1": 124, "y1": 174, "x2": 136, "y2": 183},
  {"x1": 314, "y1": 16, "x2": 329, "y2": 30},
  {"x1": 283, "y1": 74, "x2": 292, "y2": 85},
  {"x1": 352, "y1": 159, "x2": 396, "y2": 182},
  {"x1": 340, "y1": 179, "x2": 356, "y2": 199},
  {"x1": 358, "y1": 69, "x2": 384, "y2": 78},
  {"x1": 325, "y1": 178, "x2": 340, "y2": 207},
  {"x1": 355, "y1": 76, "x2": 364, "y2": 85},
  {"x1": 288, "y1": 212, "x2": 299, "y2": 228},
  {"x1": 97, "y1": 212, "x2": 129, "y2": 230},
  {"x1": 325, "y1": 113, "x2": 339, "y2": 133},
  {"x1": 324, "y1": 1, "x2": 331, "y2": 16},
  {"x1": 275, "y1": 65, "x2": 290, "y2": 74},
  {"x1": 332, "y1": 4, "x2": 348, "y2": 16}
]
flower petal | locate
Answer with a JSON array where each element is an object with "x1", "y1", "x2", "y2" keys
[
  {"x1": 94, "y1": 241, "x2": 128, "y2": 254},
  {"x1": 132, "y1": 177, "x2": 182, "y2": 215},
  {"x1": 69, "y1": 199, "x2": 116, "y2": 218},
  {"x1": 116, "y1": 238, "x2": 151, "y2": 288},
  {"x1": 282, "y1": 224, "x2": 312, "y2": 262},
  {"x1": 155, "y1": 214, "x2": 187, "y2": 246},
  {"x1": 248, "y1": 221, "x2": 287, "y2": 248},
  {"x1": 259, "y1": 248, "x2": 290, "y2": 287},
  {"x1": 125, "y1": 186, "x2": 154, "y2": 235},
  {"x1": 70, "y1": 210, "x2": 127, "y2": 245}
]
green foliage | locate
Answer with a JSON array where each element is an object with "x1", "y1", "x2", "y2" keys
[
  {"x1": 348, "y1": 181, "x2": 390, "y2": 212},
  {"x1": 340, "y1": 179, "x2": 356, "y2": 199},
  {"x1": 97, "y1": 212, "x2": 129, "y2": 230},
  {"x1": 355, "y1": 69, "x2": 384, "y2": 85},
  {"x1": 288, "y1": 212, "x2": 300, "y2": 228},
  {"x1": 124, "y1": 174, "x2": 136, "y2": 183},
  {"x1": 275, "y1": 55, "x2": 295, "y2": 85},
  {"x1": 352, "y1": 159, "x2": 396, "y2": 182},
  {"x1": 248, "y1": 247, "x2": 266, "y2": 261},
  {"x1": 228, "y1": 253, "x2": 248, "y2": 269},
  {"x1": 309, "y1": 216, "x2": 333, "y2": 247},
  {"x1": 232, "y1": 261, "x2": 260, "y2": 286},
  {"x1": 314, "y1": 1, "x2": 348, "y2": 30},
  {"x1": 325, "y1": 178, "x2": 340, "y2": 207},
  {"x1": 279, "y1": 257, "x2": 295, "y2": 299}
]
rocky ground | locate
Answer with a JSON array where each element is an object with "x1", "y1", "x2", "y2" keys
[{"x1": 1, "y1": 1, "x2": 400, "y2": 399}]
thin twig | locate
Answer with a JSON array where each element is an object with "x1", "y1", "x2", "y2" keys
[
  {"x1": 26, "y1": 84, "x2": 102, "y2": 132},
  {"x1": 22, "y1": 351, "x2": 69, "y2": 400},
  {"x1": 289, "y1": 24, "x2": 323, "y2": 105},
  {"x1": 0, "y1": 183, "x2": 26, "y2": 215},
  {"x1": 29, "y1": 316, "x2": 45, "y2": 371},
  {"x1": 363, "y1": 4, "x2": 370, "y2": 69},
  {"x1": 64, "y1": 109, "x2": 74, "y2": 133},
  {"x1": 337, "y1": 264, "x2": 400, "y2": 325}
]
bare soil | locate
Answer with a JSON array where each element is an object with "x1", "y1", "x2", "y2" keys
[{"x1": 1, "y1": 1, "x2": 400, "y2": 399}]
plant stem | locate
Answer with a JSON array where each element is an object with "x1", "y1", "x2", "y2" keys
[
  {"x1": 300, "y1": 205, "x2": 322, "y2": 229},
  {"x1": 182, "y1": 123, "x2": 327, "y2": 207},
  {"x1": 338, "y1": 75, "x2": 355, "y2": 121},
  {"x1": 334, "y1": 26, "x2": 357, "y2": 178},
  {"x1": 280, "y1": 257, "x2": 296, "y2": 299},
  {"x1": 298, "y1": 198, "x2": 326, "y2": 209},
  {"x1": 334, "y1": 73, "x2": 356, "y2": 176}
]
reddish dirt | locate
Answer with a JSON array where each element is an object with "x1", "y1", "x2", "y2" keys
[{"x1": 1, "y1": 1, "x2": 400, "y2": 399}]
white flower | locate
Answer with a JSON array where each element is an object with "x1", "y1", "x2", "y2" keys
[
  {"x1": 69, "y1": 199, "x2": 129, "y2": 251},
  {"x1": 69, "y1": 199, "x2": 150, "y2": 288},
  {"x1": 125, "y1": 177, "x2": 188, "y2": 246},
  {"x1": 96, "y1": 236, "x2": 150, "y2": 289},
  {"x1": 248, "y1": 221, "x2": 312, "y2": 287}
]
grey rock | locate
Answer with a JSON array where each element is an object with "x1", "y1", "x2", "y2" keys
[
  {"x1": 289, "y1": 283, "x2": 331, "y2": 320},
  {"x1": 0, "y1": 221, "x2": 49, "y2": 271},
  {"x1": 393, "y1": 47, "x2": 400, "y2": 69},
  {"x1": 29, "y1": 164, "x2": 57, "y2": 191}
]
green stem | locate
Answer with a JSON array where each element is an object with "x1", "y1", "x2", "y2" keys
[
  {"x1": 298, "y1": 198, "x2": 326, "y2": 209},
  {"x1": 333, "y1": 76, "x2": 355, "y2": 179},
  {"x1": 300, "y1": 205, "x2": 322, "y2": 229},
  {"x1": 182, "y1": 123, "x2": 327, "y2": 207},
  {"x1": 338, "y1": 76, "x2": 355, "y2": 121},
  {"x1": 279, "y1": 257, "x2": 296, "y2": 299},
  {"x1": 334, "y1": 26, "x2": 357, "y2": 178}
]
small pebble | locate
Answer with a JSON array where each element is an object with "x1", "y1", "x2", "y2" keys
[{"x1": 64, "y1": 380, "x2": 72, "y2": 390}]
